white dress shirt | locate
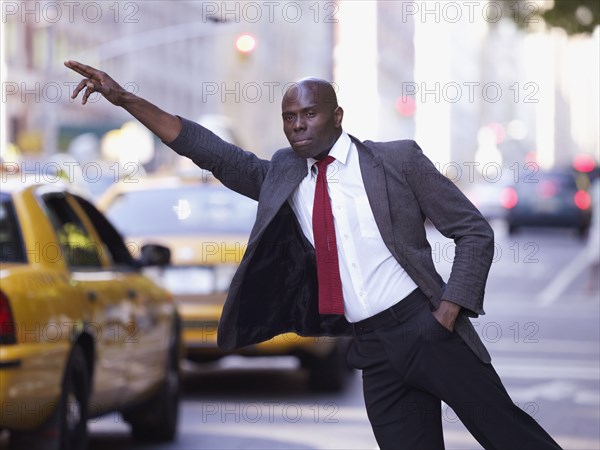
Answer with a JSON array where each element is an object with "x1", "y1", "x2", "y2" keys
[{"x1": 288, "y1": 132, "x2": 418, "y2": 323}]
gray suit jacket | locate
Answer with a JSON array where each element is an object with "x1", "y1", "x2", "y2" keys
[{"x1": 168, "y1": 118, "x2": 495, "y2": 363}]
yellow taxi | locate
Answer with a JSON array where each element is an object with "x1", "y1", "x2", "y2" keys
[
  {"x1": 98, "y1": 174, "x2": 351, "y2": 391},
  {"x1": 0, "y1": 178, "x2": 181, "y2": 449}
]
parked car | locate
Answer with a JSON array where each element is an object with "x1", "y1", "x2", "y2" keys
[
  {"x1": 0, "y1": 179, "x2": 181, "y2": 449},
  {"x1": 98, "y1": 175, "x2": 352, "y2": 391},
  {"x1": 502, "y1": 169, "x2": 592, "y2": 236}
]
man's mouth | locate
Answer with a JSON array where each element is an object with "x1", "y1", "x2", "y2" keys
[{"x1": 292, "y1": 138, "x2": 312, "y2": 146}]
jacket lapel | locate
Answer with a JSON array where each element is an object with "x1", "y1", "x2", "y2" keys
[
  {"x1": 352, "y1": 137, "x2": 397, "y2": 253},
  {"x1": 250, "y1": 149, "x2": 308, "y2": 239}
]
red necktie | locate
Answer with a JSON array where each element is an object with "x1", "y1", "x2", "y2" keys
[{"x1": 312, "y1": 156, "x2": 345, "y2": 315}]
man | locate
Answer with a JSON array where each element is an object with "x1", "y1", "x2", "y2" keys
[{"x1": 65, "y1": 60, "x2": 561, "y2": 450}]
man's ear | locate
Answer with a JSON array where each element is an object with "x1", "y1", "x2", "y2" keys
[{"x1": 334, "y1": 106, "x2": 344, "y2": 128}]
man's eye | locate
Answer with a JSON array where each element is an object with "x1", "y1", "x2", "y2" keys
[{"x1": 306, "y1": 111, "x2": 316, "y2": 117}]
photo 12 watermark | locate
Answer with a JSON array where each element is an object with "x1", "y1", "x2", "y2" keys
[
  {"x1": 199, "y1": 1, "x2": 339, "y2": 24},
  {"x1": 1, "y1": 161, "x2": 142, "y2": 184},
  {"x1": 2, "y1": 81, "x2": 139, "y2": 104},
  {"x1": 400, "y1": 82, "x2": 540, "y2": 104},
  {"x1": 399, "y1": 1, "x2": 540, "y2": 25},
  {"x1": 200, "y1": 401, "x2": 340, "y2": 424},
  {"x1": 2, "y1": 320, "x2": 139, "y2": 345},
  {"x1": 1, "y1": 1, "x2": 140, "y2": 24}
]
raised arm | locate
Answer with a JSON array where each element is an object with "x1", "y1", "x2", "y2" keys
[
  {"x1": 65, "y1": 60, "x2": 270, "y2": 199},
  {"x1": 65, "y1": 60, "x2": 181, "y2": 143}
]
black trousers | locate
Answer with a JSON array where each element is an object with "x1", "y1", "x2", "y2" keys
[{"x1": 347, "y1": 289, "x2": 562, "y2": 450}]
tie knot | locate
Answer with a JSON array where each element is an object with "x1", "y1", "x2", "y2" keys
[{"x1": 315, "y1": 155, "x2": 336, "y2": 171}]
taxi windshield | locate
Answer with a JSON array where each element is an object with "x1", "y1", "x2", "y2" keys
[{"x1": 105, "y1": 185, "x2": 257, "y2": 236}]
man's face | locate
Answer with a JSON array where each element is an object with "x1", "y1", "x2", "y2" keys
[{"x1": 281, "y1": 83, "x2": 343, "y2": 160}]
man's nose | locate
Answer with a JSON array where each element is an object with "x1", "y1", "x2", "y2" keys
[{"x1": 293, "y1": 116, "x2": 306, "y2": 131}]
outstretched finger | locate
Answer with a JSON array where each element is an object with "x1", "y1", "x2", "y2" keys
[
  {"x1": 64, "y1": 60, "x2": 99, "y2": 79},
  {"x1": 71, "y1": 79, "x2": 88, "y2": 99},
  {"x1": 81, "y1": 81, "x2": 96, "y2": 105}
]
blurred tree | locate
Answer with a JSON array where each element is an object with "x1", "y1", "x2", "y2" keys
[{"x1": 502, "y1": 0, "x2": 599, "y2": 35}]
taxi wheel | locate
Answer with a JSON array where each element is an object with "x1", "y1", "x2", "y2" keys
[
  {"x1": 127, "y1": 327, "x2": 180, "y2": 442},
  {"x1": 55, "y1": 345, "x2": 91, "y2": 450},
  {"x1": 10, "y1": 345, "x2": 90, "y2": 450}
]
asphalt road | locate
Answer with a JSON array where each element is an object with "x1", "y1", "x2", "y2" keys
[{"x1": 83, "y1": 222, "x2": 600, "y2": 449}]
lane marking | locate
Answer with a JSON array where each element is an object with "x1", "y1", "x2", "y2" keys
[
  {"x1": 487, "y1": 338, "x2": 599, "y2": 355},
  {"x1": 537, "y1": 247, "x2": 590, "y2": 306},
  {"x1": 443, "y1": 429, "x2": 600, "y2": 450},
  {"x1": 493, "y1": 357, "x2": 599, "y2": 380}
]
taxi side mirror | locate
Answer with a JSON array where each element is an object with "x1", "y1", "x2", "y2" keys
[{"x1": 138, "y1": 244, "x2": 171, "y2": 267}]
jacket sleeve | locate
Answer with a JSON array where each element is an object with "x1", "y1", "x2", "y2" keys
[
  {"x1": 403, "y1": 141, "x2": 494, "y2": 316},
  {"x1": 165, "y1": 117, "x2": 270, "y2": 201}
]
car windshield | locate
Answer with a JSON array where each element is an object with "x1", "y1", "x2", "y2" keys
[
  {"x1": 0, "y1": 193, "x2": 26, "y2": 263},
  {"x1": 105, "y1": 185, "x2": 257, "y2": 236},
  {"x1": 516, "y1": 172, "x2": 577, "y2": 198}
]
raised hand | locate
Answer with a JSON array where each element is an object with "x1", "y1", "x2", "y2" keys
[
  {"x1": 64, "y1": 59, "x2": 181, "y2": 142},
  {"x1": 64, "y1": 60, "x2": 128, "y2": 106}
]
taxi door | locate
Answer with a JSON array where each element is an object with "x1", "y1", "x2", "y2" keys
[
  {"x1": 39, "y1": 191, "x2": 130, "y2": 412},
  {"x1": 70, "y1": 195, "x2": 173, "y2": 403}
]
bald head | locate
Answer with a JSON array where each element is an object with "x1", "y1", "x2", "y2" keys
[{"x1": 282, "y1": 78, "x2": 339, "y2": 109}]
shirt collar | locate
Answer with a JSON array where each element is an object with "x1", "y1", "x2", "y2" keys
[{"x1": 306, "y1": 131, "x2": 351, "y2": 174}]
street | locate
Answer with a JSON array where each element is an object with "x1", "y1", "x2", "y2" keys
[{"x1": 85, "y1": 222, "x2": 599, "y2": 449}]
